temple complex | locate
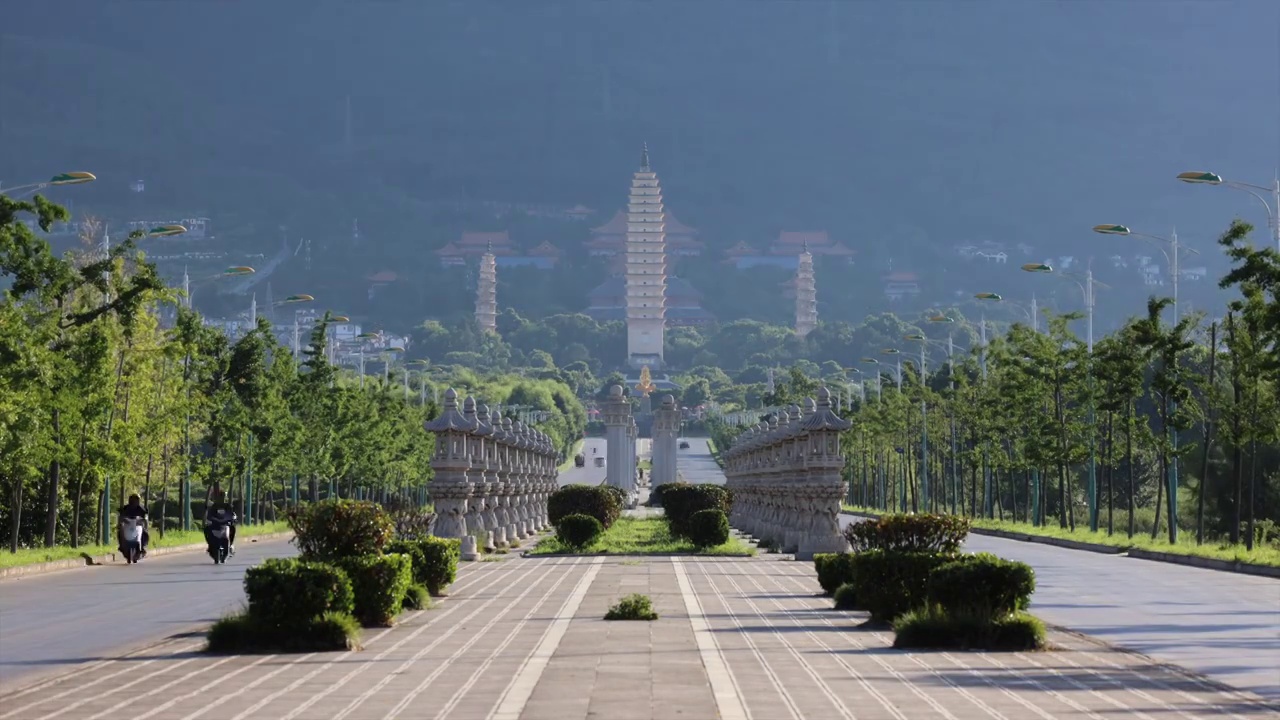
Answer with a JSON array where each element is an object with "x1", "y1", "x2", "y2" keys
[
  {"x1": 584, "y1": 275, "x2": 713, "y2": 327},
  {"x1": 475, "y1": 239, "x2": 497, "y2": 333},
  {"x1": 795, "y1": 243, "x2": 817, "y2": 338},
  {"x1": 624, "y1": 144, "x2": 667, "y2": 369}
]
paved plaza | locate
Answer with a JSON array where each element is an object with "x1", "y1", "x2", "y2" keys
[{"x1": 3, "y1": 554, "x2": 1276, "y2": 720}]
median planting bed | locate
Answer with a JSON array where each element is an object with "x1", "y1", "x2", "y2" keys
[
  {"x1": 206, "y1": 499, "x2": 458, "y2": 653},
  {"x1": 815, "y1": 513, "x2": 1045, "y2": 651}
]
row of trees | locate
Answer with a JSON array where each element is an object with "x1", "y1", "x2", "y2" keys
[
  {"x1": 0, "y1": 195, "x2": 586, "y2": 552},
  {"x1": 718, "y1": 220, "x2": 1279, "y2": 550}
]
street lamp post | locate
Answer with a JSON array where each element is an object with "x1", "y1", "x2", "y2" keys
[
  {"x1": 1178, "y1": 171, "x2": 1280, "y2": 253},
  {"x1": 928, "y1": 315, "x2": 962, "y2": 516},
  {"x1": 0, "y1": 172, "x2": 97, "y2": 198},
  {"x1": 973, "y1": 294, "x2": 1003, "y2": 517},
  {"x1": 903, "y1": 334, "x2": 930, "y2": 511}
]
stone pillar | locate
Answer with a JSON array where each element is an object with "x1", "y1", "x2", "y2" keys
[
  {"x1": 462, "y1": 397, "x2": 495, "y2": 552},
  {"x1": 425, "y1": 388, "x2": 480, "y2": 561},
  {"x1": 536, "y1": 430, "x2": 553, "y2": 530},
  {"x1": 500, "y1": 416, "x2": 521, "y2": 542},
  {"x1": 652, "y1": 395, "x2": 680, "y2": 487},
  {"x1": 603, "y1": 385, "x2": 632, "y2": 493},
  {"x1": 512, "y1": 421, "x2": 531, "y2": 539},
  {"x1": 488, "y1": 408, "x2": 509, "y2": 548},
  {"x1": 796, "y1": 387, "x2": 852, "y2": 559}
]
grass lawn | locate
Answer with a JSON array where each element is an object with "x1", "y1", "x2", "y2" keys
[
  {"x1": 531, "y1": 516, "x2": 755, "y2": 556},
  {"x1": 841, "y1": 505, "x2": 1280, "y2": 568},
  {"x1": 0, "y1": 520, "x2": 291, "y2": 570}
]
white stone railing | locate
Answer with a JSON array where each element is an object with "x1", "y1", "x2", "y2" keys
[
  {"x1": 722, "y1": 386, "x2": 850, "y2": 560},
  {"x1": 425, "y1": 388, "x2": 556, "y2": 560}
]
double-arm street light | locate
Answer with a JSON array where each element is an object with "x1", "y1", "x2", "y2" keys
[{"x1": 1178, "y1": 171, "x2": 1280, "y2": 252}]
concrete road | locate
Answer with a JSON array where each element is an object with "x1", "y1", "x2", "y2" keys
[
  {"x1": 0, "y1": 536, "x2": 296, "y2": 694},
  {"x1": 675, "y1": 437, "x2": 727, "y2": 485},
  {"x1": 838, "y1": 513, "x2": 1280, "y2": 699},
  {"x1": 557, "y1": 437, "x2": 607, "y2": 486}
]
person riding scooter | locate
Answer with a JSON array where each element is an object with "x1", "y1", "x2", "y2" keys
[
  {"x1": 204, "y1": 490, "x2": 237, "y2": 556},
  {"x1": 117, "y1": 494, "x2": 150, "y2": 558}
]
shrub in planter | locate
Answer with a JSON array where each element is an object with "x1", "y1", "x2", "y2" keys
[
  {"x1": 244, "y1": 558, "x2": 355, "y2": 626},
  {"x1": 647, "y1": 482, "x2": 683, "y2": 507},
  {"x1": 833, "y1": 582, "x2": 859, "y2": 610},
  {"x1": 333, "y1": 553, "x2": 413, "y2": 626},
  {"x1": 686, "y1": 509, "x2": 730, "y2": 548},
  {"x1": 813, "y1": 553, "x2": 857, "y2": 596},
  {"x1": 850, "y1": 550, "x2": 955, "y2": 623},
  {"x1": 207, "y1": 610, "x2": 361, "y2": 653},
  {"x1": 555, "y1": 513, "x2": 603, "y2": 550},
  {"x1": 548, "y1": 485, "x2": 621, "y2": 529},
  {"x1": 663, "y1": 484, "x2": 732, "y2": 538},
  {"x1": 402, "y1": 584, "x2": 430, "y2": 611},
  {"x1": 843, "y1": 514, "x2": 970, "y2": 554},
  {"x1": 387, "y1": 537, "x2": 461, "y2": 597},
  {"x1": 287, "y1": 499, "x2": 395, "y2": 561},
  {"x1": 927, "y1": 553, "x2": 1035, "y2": 621},
  {"x1": 892, "y1": 605, "x2": 1046, "y2": 651}
]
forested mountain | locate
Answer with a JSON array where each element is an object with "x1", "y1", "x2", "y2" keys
[{"x1": 3, "y1": 1, "x2": 1277, "y2": 333}]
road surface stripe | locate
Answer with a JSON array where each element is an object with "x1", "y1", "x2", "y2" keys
[
  {"x1": 668, "y1": 557, "x2": 750, "y2": 720},
  {"x1": 488, "y1": 557, "x2": 603, "y2": 720}
]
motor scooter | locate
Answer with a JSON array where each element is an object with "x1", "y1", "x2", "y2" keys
[
  {"x1": 120, "y1": 517, "x2": 145, "y2": 564},
  {"x1": 207, "y1": 519, "x2": 232, "y2": 564}
]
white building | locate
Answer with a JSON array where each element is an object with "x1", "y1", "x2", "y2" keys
[{"x1": 624, "y1": 144, "x2": 667, "y2": 368}]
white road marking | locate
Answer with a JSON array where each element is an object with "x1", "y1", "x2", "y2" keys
[{"x1": 668, "y1": 557, "x2": 751, "y2": 720}]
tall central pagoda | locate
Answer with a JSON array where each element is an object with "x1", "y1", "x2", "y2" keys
[
  {"x1": 795, "y1": 242, "x2": 817, "y2": 338},
  {"x1": 624, "y1": 144, "x2": 667, "y2": 367}
]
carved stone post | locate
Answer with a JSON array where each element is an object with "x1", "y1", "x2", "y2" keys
[
  {"x1": 463, "y1": 398, "x2": 495, "y2": 552},
  {"x1": 488, "y1": 408, "x2": 509, "y2": 548},
  {"x1": 501, "y1": 416, "x2": 521, "y2": 541},
  {"x1": 426, "y1": 389, "x2": 480, "y2": 560},
  {"x1": 652, "y1": 395, "x2": 680, "y2": 487},
  {"x1": 537, "y1": 430, "x2": 553, "y2": 530},
  {"x1": 797, "y1": 387, "x2": 852, "y2": 560}
]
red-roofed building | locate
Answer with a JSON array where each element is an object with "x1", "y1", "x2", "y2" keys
[
  {"x1": 883, "y1": 272, "x2": 921, "y2": 302},
  {"x1": 587, "y1": 209, "x2": 704, "y2": 258}
]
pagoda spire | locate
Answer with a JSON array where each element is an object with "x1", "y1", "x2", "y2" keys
[
  {"x1": 640, "y1": 142, "x2": 650, "y2": 171},
  {"x1": 475, "y1": 238, "x2": 498, "y2": 334},
  {"x1": 795, "y1": 244, "x2": 817, "y2": 339},
  {"x1": 624, "y1": 142, "x2": 666, "y2": 367}
]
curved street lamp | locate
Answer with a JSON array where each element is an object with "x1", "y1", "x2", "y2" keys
[
  {"x1": 1091, "y1": 223, "x2": 1194, "y2": 324},
  {"x1": 1178, "y1": 170, "x2": 1280, "y2": 252},
  {"x1": 1, "y1": 171, "x2": 97, "y2": 197}
]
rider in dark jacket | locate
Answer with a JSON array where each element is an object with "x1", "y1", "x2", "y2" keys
[
  {"x1": 118, "y1": 494, "x2": 150, "y2": 557},
  {"x1": 204, "y1": 489, "x2": 237, "y2": 555}
]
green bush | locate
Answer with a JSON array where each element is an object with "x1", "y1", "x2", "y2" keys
[
  {"x1": 813, "y1": 553, "x2": 856, "y2": 596},
  {"x1": 555, "y1": 513, "x2": 603, "y2": 549},
  {"x1": 207, "y1": 610, "x2": 361, "y2": 654},
  {"x1": 647, "y1": 482, "x2": 679, "y2": 507},
  {"x1": 599, "y1": 483, "x2": 629, "y2": 510},
  {"x1": 402, "y1": 584, "x2": 430, "y2": 611},
  {"x1": 851, "y1": 550, "x2": 955, "y2": 623},
  {"x1": 548, "y1": 485, "x2": 621, "y2": 529},
  {"x1": 604, "y1": 593, "x2": 659, "y2": 621},
  {"x1": 833, "y1": 582, "x2": 859, "y2": 610},
  {"x1": 287, "y1": 500, "x2": 395, "y2": 561},
  {"x1": 927, "y1": 553, "x2": 1035, "y2": 621},
  {"x1": 387, "y1": 537, "x2": 460, "y2": 596},
  {"x1": 686, "y1": 509, "x2": 730, "y2": 548},
  {"x1": 663, "y1": 484, "x2": 732, "y2": 538},
  {"x1": 243, "y1": 558, "x2": 354, "y2": 626},
  {"x1": 892, "y1": 605, "x2": 1046, "y2": 651},
  {"x1": 843, "y1": 514, "x2": 970, "y2": 554},
  {"x1": 334, "y1": 554, "x2": 413, "y2": 626}
]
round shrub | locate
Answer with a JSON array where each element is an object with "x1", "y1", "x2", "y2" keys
[
  {"x1": 555, "y1": 513, "x2": 603, "y2": 550},
  {"x1": 548, "y1": 485, "x2": 621, "y2": 529},
  {"x1": 599, "y1": 483, "x2": 628, "y2": 509},
  {"x1": 287, "y1": 499, "x2": 395, "y2": 561},
  {"x1": 333, "y1": 553, "x2": 413, "y2": 626},
  {"x1": 927, "y1": 553, "x2": 1036, "y2": 621},
  {"x1": 686, "y1": 509, "x2": 730, "y2": 548},
  {"x1": 244, "y1": 558, "x2": 354, "y2": 626},
  {"x1": 387, "y1": 537, "x2": 461, "y2": 596},
  {"x1": 850, "y1": 550, "x2": 956, "y2": 623},
  {"x1": 814, "y1": 553, "x2": 856, "y2": 596},
  {"x1": 663, "y1": 484, "x2": 731, "y2": 538},
  {"x1": 843, "y1": 514, "x2": 970, "y2": 554},
  {"x1": 833, "y1": 582, "x2": 859, "y2": 610}
]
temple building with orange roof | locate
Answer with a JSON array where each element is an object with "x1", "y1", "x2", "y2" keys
[
  {"x1": 435, "y1": 231, "x2": 561, "y2": 270},
  {"x1": 587, "y1": 207, "x2": 704, "y2": 272},
  {"x1": 723, "y1": 230, "x2": 855, "y2": 269}
]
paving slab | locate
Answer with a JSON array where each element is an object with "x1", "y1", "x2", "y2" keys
[{"x1": 3, "y1": 553, "x2": 1277, "y2": 720}]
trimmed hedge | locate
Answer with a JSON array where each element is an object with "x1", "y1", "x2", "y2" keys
[
  {"x1": 663, "y1": 484, "x2": 731, "y2": 539},
  {"x1": 334, "y1": 554, "x2": 413, "y2": 626},
  {"x1": 207, "y1": 611, "x2": 360, "y2": 653},
  {"x1": 833, "y1": 582, "x2": 859, "y2": 610},
  {"x1": 548, "y1": 485, "x2": 621, "y2": 530},
  {"x1": 813, "y1": 553, "x2": 856, "y2": 596},
  {"x1": 850, "y1": 550, "x2": 956, "y2": 623},
  {"x1": 556, "y1": 513, "x2": 604, "y2": 549},
  {"x1": 599, "y1": 484, "x2": 629, "y2": 510},
  {"x1": 387, "y1": 537, "x2": 461, "y2": 597},
  {"x1": 243, "y1": 558, "x2": 354, "y2": 626},
  {"x1": 686, "y1": 509, "x2": 730, "y2": 548},
  {"x1": 893, "y1": 605, "x2": 1046, "y2": 651},
  {"x1": 927, "y1": 553, "x2": 1035, "y2": 621},
  {"x1": 287, "y1": 499, "x2": 395, "y2": 561},
  {"x1": 843, "y1": 514, "x2": 970, "y2": 554}
]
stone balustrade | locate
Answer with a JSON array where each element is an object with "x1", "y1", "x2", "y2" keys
[
  {"x1": 425, "y1": 388, "x2": 556, "y2": 560},
  {"x1": 722, "y1": 386, "x2": 851, "y2": 560}
]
